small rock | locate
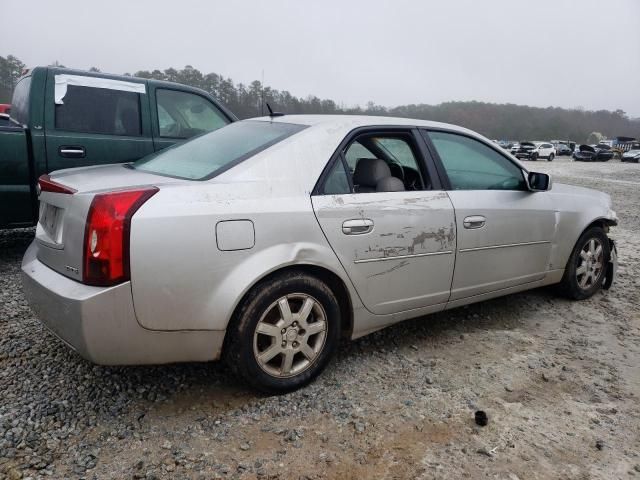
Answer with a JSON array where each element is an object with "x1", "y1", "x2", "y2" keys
[
  {"x1": 504, "y1": 385, "x2": 513, "y2": 392},
  {"x1": 475, "y1": 410, "x2": 488, "y2": 427},
  {"x1": 542, "y1": 373, "x2": 549, "y2": 382},
  {"x1": 595, "y1": 439, "x2": 605, "y2": 450},
  {"x1": 239, "y1": 443, "x2": 250, "y2": 451}
]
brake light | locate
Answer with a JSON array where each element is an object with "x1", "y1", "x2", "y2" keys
[
  {"x1": 38, "y1": 174, "x2": 77, "y2": 195},
  {"x1": 83, "y1": 187, "x2": 158, "y2": 286}
]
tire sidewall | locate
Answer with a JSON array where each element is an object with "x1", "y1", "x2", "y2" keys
[{"x1": 226, "y1": 272, "x2": 341, "y2": 394}]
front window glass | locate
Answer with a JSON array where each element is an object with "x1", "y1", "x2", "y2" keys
[
  {"x1": 156, "y1": 89, "x2": 228, "y2": 139},
  {"x1": 428, "y1": 131, "x2": 527, "y2": 191},
  {"x1": 134, "y1": 120, "x2": 306, "y2": 180}
]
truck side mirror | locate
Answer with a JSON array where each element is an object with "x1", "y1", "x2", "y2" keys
[{"x1": 527, "y1": 171, "x2": 551, "y2": 191}]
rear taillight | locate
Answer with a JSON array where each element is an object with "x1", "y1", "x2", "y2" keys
[
  {"x1": 83, "y1": 187, "x2": 158, "y2": 286},
  {"x1": 38, "y1": 174, "x2": 77, "y2": 195}
]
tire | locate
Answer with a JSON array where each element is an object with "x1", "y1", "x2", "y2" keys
[
  {"x1": 224, "y1": 271, "x2": 341, "y2": 394},
  {"x1": 531, "y1": 153, "x2": 538, "y2": 161},
  {"x1": 548, "y1": 153, "x2": 554, "y2": 162},
  {"x1": 557, "y1": 226, "x2": 610, "y2": 300}
]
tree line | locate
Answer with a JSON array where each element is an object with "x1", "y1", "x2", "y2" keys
[{"x1": 1, "y1": 54, "x2": 638, "y2": 143}]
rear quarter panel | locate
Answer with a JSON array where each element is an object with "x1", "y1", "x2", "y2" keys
[{"x1": 128, "y1": 182, "x2": 360, "y2": 332}]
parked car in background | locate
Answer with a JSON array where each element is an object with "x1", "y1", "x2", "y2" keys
[
  {"x1": 514, "y1": 141, "x2": 556, "y2": 161},
  {"x1": 22, "y1": 115, "x2": 617, "y2": 393},
  {"x1": 556, "y1": 144, "x2": 573, "y2": 156},
  {"x1": 510, "y1": 142, "x2": 520, "y2": 155},
  {"x1": 0, "y1": 66, "x2": 236, "y2": 229},
  {"x1": 621, "y1": 147, "x2": 640, "y2": 163},
  {"x1": 0, "y1": 113, "x2": 12, "y2": 127},
  {"x1": 574, "y1": 144, "x2": 615, "y2": 162}
]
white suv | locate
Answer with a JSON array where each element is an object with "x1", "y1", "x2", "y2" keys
[{"x1": 514, "y1": 141, "x2": 556, "y2": 161}]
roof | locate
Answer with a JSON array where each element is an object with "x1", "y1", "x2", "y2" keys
[{"x1": 250, "y1": 114, "x2": 472, "y2": 133}]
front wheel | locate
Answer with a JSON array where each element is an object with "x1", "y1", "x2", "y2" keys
[
  {"x1": 225, "y1": 271, "x2": 341, "y2": 393},
  {"x1": 557, "y1": 227, "x2": 610, "y2": 300},
  {"x1": 531, "y1": 153, "x2": 539, "y2": 161},
  {"x1": 548, "y1": 153, "x2": 554, "y2": 162}
]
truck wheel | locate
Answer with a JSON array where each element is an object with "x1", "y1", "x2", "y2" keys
[
  {"x1": 557, "y1": 226, "x2": 610, "y2": 300},
  {"x1": 225, "y1": 271, "x2": 341, "y2": 394},
  {"x1": 548, "y1": 154, "x2": 554, "y2": 162}
]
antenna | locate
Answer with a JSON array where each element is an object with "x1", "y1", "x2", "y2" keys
[{"x1": 266, "y1": 103, "x2": 285, "y2": 117}]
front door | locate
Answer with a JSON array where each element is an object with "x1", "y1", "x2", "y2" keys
[
  {"x1": 423, "y1": 130, "x2": 557, "y2": 301},
  {"x1": 312, "y1": 129, "x2": 456, "y2": 315}
]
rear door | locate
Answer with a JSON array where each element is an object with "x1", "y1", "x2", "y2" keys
[
  {"x1": 312, "y1": 128, "x2": 456, "y2": 315},
  {"x1": 423, "y1": 129, "x2": 556, "y2": 301},
  {"x1": 149, "y1": 86, "x2": 231, "y2": 152},
  {"x1": 43, "y1": 71, "x2": 155, "y2": 172}
]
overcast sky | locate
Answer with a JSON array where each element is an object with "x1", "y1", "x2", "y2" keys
[{"x1": 2, "y1": 0, "x2": 639, "y2": 116}]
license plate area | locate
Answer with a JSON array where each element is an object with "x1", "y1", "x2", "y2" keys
[{"x1": 38, "y1": 203, "x2": 64, "y2": 245}]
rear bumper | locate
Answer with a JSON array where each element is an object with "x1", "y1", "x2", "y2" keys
[{"x1": 21, "y1": 241, "x2": 224, "y2": 365}]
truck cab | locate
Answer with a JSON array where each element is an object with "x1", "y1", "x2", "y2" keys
[{"x1": 0, "y1": 67, "x2": 236, "y2": 229}]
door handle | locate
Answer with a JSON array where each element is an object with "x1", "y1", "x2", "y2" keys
[
  {"x1": 59, "y1": 146, "x2": 86, "y2": 158},
  {"x1": 342, "y1": 218, "x2": 374, "y2": 235},
  {"x1": 463, "y1": 215, "x2": 486, "y2": 229}
]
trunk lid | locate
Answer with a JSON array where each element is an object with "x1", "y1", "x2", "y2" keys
[{"x1": 35, "y1": 164, "x2": 181, "y2": 282}]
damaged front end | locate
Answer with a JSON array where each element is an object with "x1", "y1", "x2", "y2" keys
[{"x1": 603, "y1": 238, "x2": 617, "y2": 290}]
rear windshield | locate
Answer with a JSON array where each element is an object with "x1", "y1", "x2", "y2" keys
[{"x1": 133, "y1": 120, "x2": 306, "y2": 180}]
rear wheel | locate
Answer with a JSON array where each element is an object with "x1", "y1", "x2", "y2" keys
[
  {"x1": 531, "y1": 153, "x2": 538, "y2": 161},
  {"x1": 225, "y1": 271, "x2": 341, "y2": 393},
  {"x1": 548, "y1": 153, "x2": 554, "y2": 162},
  {"x1": 557, "y1": 227, "x2": 610, "y2": 300}
]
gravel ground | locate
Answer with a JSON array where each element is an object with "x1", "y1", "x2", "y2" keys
[{"x1": 1, "y1": 157, "x2": 639, "y2": 479}]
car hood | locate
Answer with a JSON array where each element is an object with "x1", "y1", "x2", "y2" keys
[
  {"x1": 47, "y1": 164, "x2": 187, "y2": 194},
  {"x1": 579, "y1": 144, "x2": 595, "y2": 153},
  {"x1": 553, "y1": 182, "x2": 611, "y2": 205}
]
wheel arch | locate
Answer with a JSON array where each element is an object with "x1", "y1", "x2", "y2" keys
[{"x1": 222, "y1": 263, "x2": 355, "y2": 349}]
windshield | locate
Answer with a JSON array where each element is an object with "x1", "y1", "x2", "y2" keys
[{"x1": 134, "y1": 120, "x2": 306, "y2": 180}]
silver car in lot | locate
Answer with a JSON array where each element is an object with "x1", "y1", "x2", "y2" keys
[{"x1": 22, "y1": 115, "x2": 618, "y2": 393}]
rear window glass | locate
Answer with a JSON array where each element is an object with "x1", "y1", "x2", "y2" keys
[
  {"x1": 55, "y1": 85, "x2": 142, "y2": 136},
  {"x1": 133, "y1": 120, "x2": 306, "y2": 180},
  {"x1": 11, "y1": 76, "x2": 31, "y2": 125}
]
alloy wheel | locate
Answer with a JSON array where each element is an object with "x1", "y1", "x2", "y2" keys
[
  {"x1": 576, "y1": 238, "x2": 604, "y2": 290},
  {"x1": 253, "y1": 293, "x2": 328, "y2": 378}
]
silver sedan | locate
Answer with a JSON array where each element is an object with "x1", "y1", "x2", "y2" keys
[{"x1": 22, "y1": 115, "x2": 618, "y2": 393}]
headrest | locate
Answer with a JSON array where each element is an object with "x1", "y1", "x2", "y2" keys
[
  {"x1": 376, "y1": 176, "x2": 405, "y2": 192},
  {"x1": 353, "y1": 158, "x2": 391, "y2": 187}
]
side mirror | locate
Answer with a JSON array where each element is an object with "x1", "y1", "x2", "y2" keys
[{"x1": 527, "y1": 171, "x2": 551, "y2": 191}]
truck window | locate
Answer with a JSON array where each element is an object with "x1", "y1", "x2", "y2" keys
[
  {"x1": 55, "y1": 85, "x2": 142, "y2": 136},
  {"x1": 11, "y1": 76, "x2": 32, "y2": 125},
  {"x1": 156, "y1": 89, "x2": 228, "y2": 139}
]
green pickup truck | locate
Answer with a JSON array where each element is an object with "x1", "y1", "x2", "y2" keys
[{"x1": 0, "y1": 66, "x2": 236, "y2": 229}]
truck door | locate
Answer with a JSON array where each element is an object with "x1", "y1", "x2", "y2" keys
[{"x1": 43, "y1": 72, "x2": 155, "y2": 172}]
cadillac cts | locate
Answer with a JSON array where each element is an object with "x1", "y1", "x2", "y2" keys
[{"x1": 22, "y1": 115, "x2": 618, "y2": 393}]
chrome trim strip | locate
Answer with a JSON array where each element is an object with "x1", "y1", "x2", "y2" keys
[
  {"x1": 354, "y1": 250, "x2": 453, "y2": 264},
  {"x1": 459, "y1": 240, "x2": 550, "y2": 253}
]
